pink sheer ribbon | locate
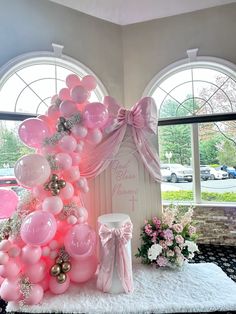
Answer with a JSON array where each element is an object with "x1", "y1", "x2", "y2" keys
[
  {"x1": 80, "y1": 96, "x2": 161, "y2": 182},
  {"x1": 97, "y1": 222, "x2": 134, "y2": 293}
]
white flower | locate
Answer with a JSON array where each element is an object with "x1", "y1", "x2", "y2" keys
[
  {"x1": 185, "y1": 240, "x2": 198, "y2": 253},
  {"x1": 148, "y1": 244, "x2": 163, "y2": 261}
]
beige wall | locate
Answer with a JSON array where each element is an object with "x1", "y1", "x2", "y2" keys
[
  {"x1": 0, "y1": 0, "x2": 124, "y2": 103},
  {"x1": 122, "y1": 3, "x2": 236, "y2": 106}
]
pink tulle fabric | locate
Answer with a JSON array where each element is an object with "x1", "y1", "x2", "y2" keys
[
  {"x1": 97, "y1": 222, "x2": 133, "y2": 293},
  {"x1": 80, "y1": 96, "x2": 161, "y2": 182}
]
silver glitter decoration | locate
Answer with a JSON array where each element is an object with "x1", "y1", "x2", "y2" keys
[
  {"x1": 47, "y1": 154, "x2": 59, "y2": 171},
  {"x1": 43, "y1": 113, "x2": 81, "y2": 146},
  {"x1": 58, "y1": 247, "x2": 70, "y2": 262},
  {"x1": 0, "y1": 211, "x2": 26, "y2": 240},
  {"x1": 59, "y1": 202, "x2": 81, "y2": 220},
  {"x1": 44, "y1": 131, "x2": 66, "y2": 146},
  {"x1": 18, "y1": 276, "x2": 32, "y2": 307}
]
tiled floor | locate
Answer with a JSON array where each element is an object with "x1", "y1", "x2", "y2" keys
[{"x1": 0, "y1": 244, "x2": 236, "y2": 314}]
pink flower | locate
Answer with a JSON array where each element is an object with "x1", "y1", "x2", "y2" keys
[
  {"x1": 163, "y1": 229, "x2": 174, "y2": 241},
  {"x1": 166, "y1": 240, "x2": 173, "y2": 246},
  {"x1": 152, "y1": 217, "x2": 161, "y2": 227},
  {"x1": 173, "y1": 223, "x2": 183, "y2": 233},
  {"x1": 175, "y1": 235, "x2": 184, "y2": 244},
  {"x1": 188, "y1": 225, "x2": 196, "y2": 235},
  {"x1": 144, "y1": 224, "x2": 152, "y2": 236},
  {"x1": 151, "y1": 231, "x2": 158, "y2": 243},
  {"x1": 174, "y1": 246, "x2": 181, "y2": 254},
  {"x1": 156, "y1": 256, "x2": 168, "y2": 267},
  {"x1": 167, "y1": 250, "x2": 175, "y2": 257},
  {"x1": 159, "y1": 240, "x2": 168, "y2": 249}
]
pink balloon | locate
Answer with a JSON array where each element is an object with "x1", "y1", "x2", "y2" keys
[
  {"x1": 32, "y1": 185, "x2": 51, "y2": 201},
  {"x1": 74, "y1": 177, "x2": 89, "y2": 193},
  {"x1": 0, "y1": 275, "x2": 4, "y2": 285},
  {"x1": 55, "y1": 153, "x2": 72, "y2": 170},
  {"x1": 0, "y1": 278, "x2": 21, "y2": 301},
  {"x1": 81, "y1": 75, "x2": 97, "y2": 91},
  {"x1": 47, "y1": 104, "x2": 60, "y2": 120},
  {"x1": 67, "y1": 215, "x2": 78, "y2": 225},
  {"x1": 59, "y1": 135, "x2": 77, "y2": 152},
  {"x1": 8, "y1": 245, "x2": 21, "y2": 258},
  {"x1": 59, "y1": 88, "x2": 71, "y2": 101},
  {"x1": 38, "y1": 114, "x2": 52, "y2": 125},
  {"x1": 59, "y1": 182, "x2": 74, "y2": 200},
  {"x1": 83, "y1": 102, "x2": 108, "y2": 129},
  {"x1": 39, "y1": 276, "x2": 49, "y2": 291},
  {"x1": 24, "y1": 284, "x2": 44, "y2": 305},
  {"x1": 14, "y1": 154, "x2": 51, "y2": 188},
  {"x1": 42, "y1": 196, "x2": 63, "y2": 215},
  {"x1": 86, "y1": 128, "x2": 103, "y2": 144},
  {"x1": 70, "y1": 85, "x2": 89, "y2": 104},
  {"x1": 21, "y1": 245, "x2": 42, "y2": 264},
  {"x1": 18, "y1": 118, "x2": 50, "y2": 148},
  {"x1": 0, "y1": 259, "x2": 20, "y2": 278},
  {"x1": 77, "y1": 207, "x2": 88, "y2": 224},
  {"x1": 0, "y1": 240, "x2": 11, "y2": 252},
  {"x1": 74, "y1": 141, "x2": 84, "y2": 153},
  {"x1": 25, "y1": 261, "x2": 46, "y2": 283},
  {"x1": 64, "y1": 224, "x2": 96, "y2": 260},
  {"x1": 63, "y1": 166, "x2": 80, "y2": 182},
  {"x1": 71, "y1": 125, "x2": 88, "y2": 138},
  {"x1": 66, "y1": 74, "x2": 80, "y2": 89},
  {"x1": 49, "y1": 276, "x2": 70, "y2": 294},
  {"x1": 70, "y1": 152, "x2": 81, "y2": 165},
  {"x1": 21, "y1": 211, "x2": 57, "y2": 246},
  {"x1": 0, "y1": 252, "x2": 9, "y2": 265},
  {"x1": 59, "y1": 100, "x2": 78, "y2": 117},
  {"x1": 69, "y1": 255, "x2": 98, "y2": 283},
  {"x1": 0, "y1": 189, "x2": 18, "y2": 219}
]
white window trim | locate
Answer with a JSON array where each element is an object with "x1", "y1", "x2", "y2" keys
[
  {"x1": 143, "y1": 52, "x2": 236, "y2": 207},
  {"x1": 0, "y1": 46, "x2": 108, "y2": 103}
]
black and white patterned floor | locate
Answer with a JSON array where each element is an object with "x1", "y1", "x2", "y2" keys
[{"x1": 0, "y1": 244, "x2": 236, "y2": 314}]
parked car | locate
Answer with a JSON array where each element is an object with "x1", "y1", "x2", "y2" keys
[
  {"x1": 161, "y1": 164, "x2": 193, "y2": 183},
  {"x1": 207, "y1": 167, "x2": 228, "y2": 180},
  {"x1": 218, "y1": 166, "x2": 236, "y2": 179},
  {"x1": 160, "y1": 166, "x2": 171, "y2": 182},
  {"x1": 200, "y1": 166, "x2": 211, "y2": 181},
  {"x1": 0, "y1": 168, "x2": 21, "y2": 194}
]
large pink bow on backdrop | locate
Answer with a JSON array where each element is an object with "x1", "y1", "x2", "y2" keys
[
  {"x1": 80, "y1": 96, "x2": 161, "y2": 182},
  {"x1": 97, "y1": 222, "x2": 134, "y2": 293}
]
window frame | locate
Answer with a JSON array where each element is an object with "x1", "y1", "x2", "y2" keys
[
  {"x1": 0, "y1": 50, "x2": 108, "y2": 120},
  {"x1": 143, "y1": 54, "x2": 236, "y2": 206}
]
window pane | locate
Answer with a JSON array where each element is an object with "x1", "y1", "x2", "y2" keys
[
  {"x1": 159, "y1": 124, "x2": 193, "y2": 202},
  {"x1": 0, "y1": 120, "x2": 33, "y2": 196},
  {"x1": 199, "y1": 121, "x2": 236, "y2": 203}
]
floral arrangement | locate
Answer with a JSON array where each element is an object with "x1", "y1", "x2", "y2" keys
[{"x1": 136, "y1": 205, "x2": 199, "y2": 268}]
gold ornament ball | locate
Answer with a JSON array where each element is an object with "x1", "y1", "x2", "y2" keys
[
  {"x1": 51, "y1": 174, "x2": 59, "y2": 181},
  {"x1": 50, "y1": 264, "x2": 61, "y2": 277},
  {"x1": 58, "y1": 180, "x2": 66, "y2": 188},
  {"x1": 61, "y1": 262, "x2": 71, "y2": 273},
  {"x1": 57, "y1": 272, "x2": 67, "y2": 284}
]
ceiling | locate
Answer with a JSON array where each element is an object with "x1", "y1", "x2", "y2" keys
[{"x1": 49, "y1": 0, "x2": 236, "y2": 25}]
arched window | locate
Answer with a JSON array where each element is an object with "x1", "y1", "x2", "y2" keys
[
  {"x1": 144, "y1": 54, "x2": 236, "y2": 205},
  {"x1": 0, "y1": 50, "x2": 107, "y2": 186},
  {"x1": 0, "y1": 51, "x2": 107, "y2": 116}
]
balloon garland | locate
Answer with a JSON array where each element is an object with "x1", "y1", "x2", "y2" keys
[{"x1": 0, "y1": 74, "x2": 108, "y2": 305}]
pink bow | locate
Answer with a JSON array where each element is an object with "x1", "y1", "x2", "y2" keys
[
  {"x1": 80, "y1": 96, "x2": 161, "y2": 182},
  {"x1": 97, "y1": 222, "x2": 134, "y2": 293},
  {"x1": 110, "y1": 97, "x2": 158, "y2": 134}
]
